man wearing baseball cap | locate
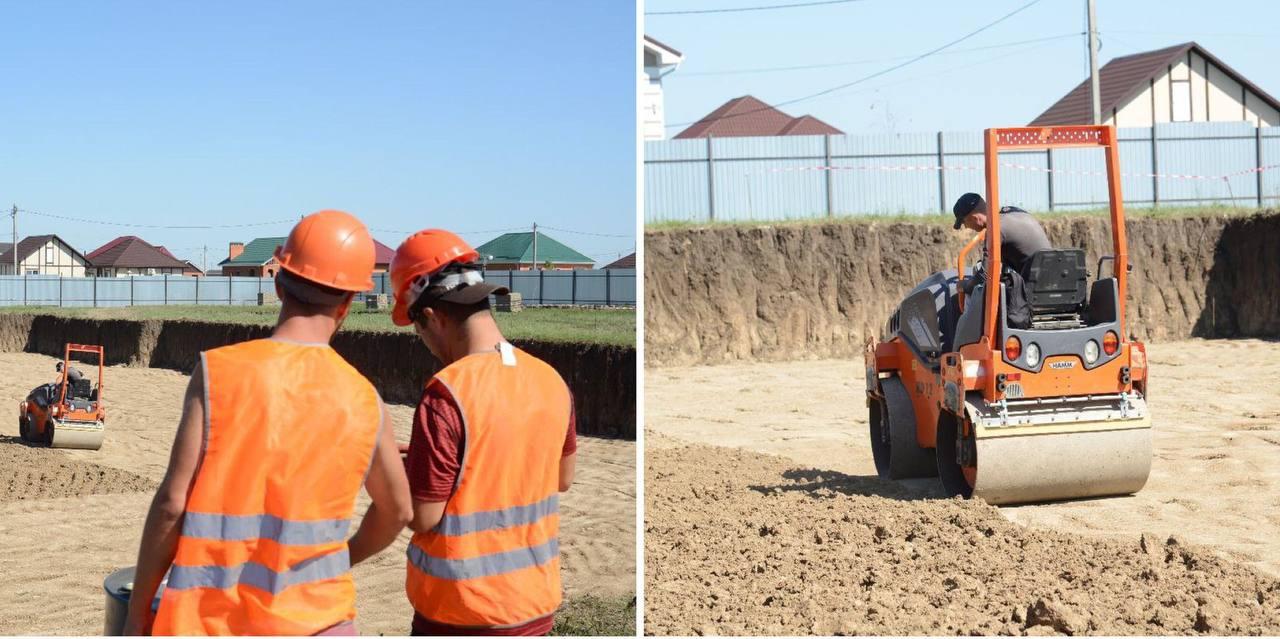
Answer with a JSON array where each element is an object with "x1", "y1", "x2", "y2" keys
[
  {"x1": 952, "y1": 192, "x2": 1051, "y2": 275},
  {"x1": 389, "y1": 229, "x2": 577, "y2": 636}
]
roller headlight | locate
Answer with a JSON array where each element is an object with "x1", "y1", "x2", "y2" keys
[
  {"x1": 1084, "y1": 340, "x2": 1100, "y2": 364},
  {"x1": 1025, "y1": 342, "x2": 1041, "y2": 367}
]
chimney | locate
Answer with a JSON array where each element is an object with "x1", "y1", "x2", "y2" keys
[{"x1": 228, "y1": 242, "x2": 244, "y2": 261}]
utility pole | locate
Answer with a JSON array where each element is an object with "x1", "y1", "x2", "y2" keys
[
  {"x1": 202, "y1": 245, "x2": 208, "y2": 273},
  {"x1": 531, "y1": 222, "x2": 539, "y2": 271},
  {"x1": 1087, "y1": 0, "x2": 1102, "y2": 124},
  {"x1": 10, "y1": 205, "x2": 16, "y2": 276}
]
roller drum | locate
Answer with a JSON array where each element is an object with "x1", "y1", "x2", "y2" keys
[{"x1": 50, "y1": 420, "x2": 105, "y2": 450}]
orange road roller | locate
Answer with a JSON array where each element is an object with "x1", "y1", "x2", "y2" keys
[
  {"x1": 865, "y1": 125, "x2": 1150, "y2": 504},
  {"x1": 19, "y1": 343, "x2": 107, "y2": 450}
]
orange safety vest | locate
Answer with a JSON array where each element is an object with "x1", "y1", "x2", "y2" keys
[
  {"x1": 405, "y1": 344, "x2": 571, "y2": 628},
  {"x1": 153, "y1": 338, "x2": 382, "y2": 636}
]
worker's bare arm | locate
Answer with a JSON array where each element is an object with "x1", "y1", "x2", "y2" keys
[
  {"x1": 348, "y1": 403, "x2": 413, "y2": 566},
  {"x1": 409, "y1": 499, "x2": 447, "y2": 534},
  {"x1": 123, "y1": 363, "x2": 205, "y2": 635},
  {"x1": 559, "y1": 453, "x2": 576, "y2": 492}
]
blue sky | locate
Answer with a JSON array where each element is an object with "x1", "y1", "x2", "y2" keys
[
  {"x1": 647, "y1": 0, "x2": 1279, "y2": 136},
  {"x1": 0, "y1": 1, "x2": 636, "y2": 268}
]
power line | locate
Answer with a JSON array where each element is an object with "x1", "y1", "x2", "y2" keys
[
  {"x1": 665, "y1": 0, "x2": 1048, "y2": 129},
  {"x1": 676, "y1": 33, "x2": 1080, "y2": 77},
  {"x1": 20, "y1": 209, "x2": 295, "y2": 229},
  {"x1": 539, "y1": 225, "x2": 634, "y2": 239},
  {"x1": 647, "y1": 0, "x2": 865, "y2": 16}
]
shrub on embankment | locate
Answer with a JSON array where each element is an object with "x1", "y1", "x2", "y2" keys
[
  {"x1": 645, "y1": 211, "x2": 1280, "y2": 367},
  {"x1": 0, "y1": 315, "x2": 634, "y2": 438}
]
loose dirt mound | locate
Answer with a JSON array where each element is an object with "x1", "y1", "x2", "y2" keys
[
  {"x1": 645, "y1": 444, "x2": 1280, "y2": 636},
  {"x1": 0, "y1": 444, "x2": 155, "y2": 501},
  {"x1": 645, "y1": 212, "x2": 1280, "y2": 366}
]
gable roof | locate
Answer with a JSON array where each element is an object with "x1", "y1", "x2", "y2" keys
[
  {"x1": 1030, "y1": 42, "x2": 1280, "y2": 126},
  {"x1": 0, "y1": 235, "x2": 87, "y2": 266},
  {"x1": 674, "y1": 95, "x2": 843, "y2": 139},
  {"x1": 372, "y1": 239, "x2": 395, "y2": 266},
  {"x1": 219, "y1": 236, "x2": 286, "y2": 266},
  {"x1": 182, "y1": 260, "x2": 204, "y2": 274},
  {"x1": 474, "y1": 232, "x2": 595, "y2": 265},
  {"x1": 644, "y1": 35, "x2": 684, "y2": 63},
  {"x1": 87, "y1": 236, "x2": 189, "y2": 269},
  {"x1": 602, "y1": 252, "x2": 636, "y2": 269}
]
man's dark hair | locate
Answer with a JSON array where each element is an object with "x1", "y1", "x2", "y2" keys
[
  {"x1": 419, "y1": 298, "x2": 491, "y2": 325},
  {"x1": 276, "y1": 270, "x2": 353, "y2": 315}
]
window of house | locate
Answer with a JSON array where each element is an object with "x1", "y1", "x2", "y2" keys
[
  {"x1": 26, "y1": 269, "x2": 38, "y2": 275},
  {"x1": 1172, "y1": 80, "x2": 1192, "y2": 122},
  {"x1": 45, "y1": 246, "x2": 54, "y2": 264}
]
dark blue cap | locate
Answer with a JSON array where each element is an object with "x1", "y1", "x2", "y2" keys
[{"x1": 952, "y1": 192, "x2": 985, "y2": 229}]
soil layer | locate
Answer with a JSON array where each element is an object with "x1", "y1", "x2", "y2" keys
[
  {"x1": 644, "y1": 212, "x2": 1280, "y2": 367},
  {"x1": 0, "y1": 314, "x2": 635, "y2": 438}
]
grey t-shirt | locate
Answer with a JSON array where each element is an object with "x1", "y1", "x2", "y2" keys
[{"x1": 982, "y1": 207, "x2": 1051, "y2": 274}]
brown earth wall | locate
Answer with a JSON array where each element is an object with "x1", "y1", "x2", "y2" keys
[
  {"x1": 0, "y1": 316, "x2": 635, "y2": 438},
  {"x1": 645, "y1": 211, "x2": 1280, "y2": 367}
]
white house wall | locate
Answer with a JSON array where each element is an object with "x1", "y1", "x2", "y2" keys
[
  {"x1": 1114, "y1": 84, "x2": 1154, "y2": 127},
  {"x1": 1190, "y1": 52, "x2": 1208, "y2": 121},
  {"x1": 1206, "y1": 63, "x2": 1244, "y2": 122},
  {"x1": 642, "y1": 73, "x2": 666, "y2": 141},
  {"x1": 1152, "y1": 74, "x2": 1171, "y2": 124}
]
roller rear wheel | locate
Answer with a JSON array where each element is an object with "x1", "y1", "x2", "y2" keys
[{"x1": 873, "y1": 376, "x2": 937, "y2": 479}]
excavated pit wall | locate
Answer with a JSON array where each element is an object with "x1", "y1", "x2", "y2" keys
[
  {"x1": 645, "y1": 212, "x2": 1280, "y2": 367},
  {"x1": 0, "y1": 316, "x2": 635, "y2": 438}
]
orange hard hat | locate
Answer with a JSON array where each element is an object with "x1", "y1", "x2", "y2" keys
[
  {"x1": 274, "y1": 210, "x2": 376, "y2": 292},
  {"x1": 389, "y1": 229, "x2": 480, "y2": 326}
]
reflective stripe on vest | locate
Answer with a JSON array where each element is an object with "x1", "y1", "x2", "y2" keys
[
  {"x1": 153, "y1": 339, "x2": 381, "y2": 636},
  {"x1": 408, "y1": 538, "x2": 559, "y2": 581},
  {"x1": 405, "y1": 347, "x2": 571, "y2": 628},
  {"x1": 435, "y1": 494, "x2": 558, "y2": 537},
  {"x1": 169, "y1": 548, "x2": 352, "y2": 594}
]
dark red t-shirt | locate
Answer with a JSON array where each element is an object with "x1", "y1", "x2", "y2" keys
[{"x1": 405, "y1": 381, "x2": 576, "y2": 636}]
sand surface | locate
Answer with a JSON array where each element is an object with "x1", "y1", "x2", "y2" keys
[
  {"x1": 645, "y1": 339, "x2": 1280, "y2": 634},
  {"x1": 0, "y1": 352, "x2": 634, "y2": 635}
]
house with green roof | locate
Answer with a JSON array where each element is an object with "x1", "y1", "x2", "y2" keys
[
  {"x1": 474, "y1": 231, "x2": 595, "y2": 270},
  {"x1": 218, "y1": 237, "x2": 287, "y2": 277}
]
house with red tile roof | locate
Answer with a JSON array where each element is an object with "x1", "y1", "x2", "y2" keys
[
  {"x1": 86, "y1": 236, "x2": 191, "y2": 277},
  {"x1": 673, "y1": 95, "x2": 842, "y2": 139}
]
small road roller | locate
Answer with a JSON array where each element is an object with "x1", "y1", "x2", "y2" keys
[
  {"x1": 19, "y1": 343, "x2": 107, "y2": 450},
  {"x1": 865, "y1": 125, "x2": 1151, "y2": 504}
]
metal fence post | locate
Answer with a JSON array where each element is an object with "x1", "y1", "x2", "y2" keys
[
  {"x1": 93, "y1": 276, "x2": 97, "y2": 308},
  {"x1": 605, "y1": 269, "x2": 612, "y2": 306},
  {"x1": 936, "y1": 131, "x2": 947, "y2": 214},
  {"x1": 706, "y1": 136, "x2": 716, "y2": 222},
  {"x1": 824, "y1": 134, "x2": 834, "y2": 217},
  {"x1": 24, "y1": 275, "x2": 28, "y2": 306},
  {"x1": 163, "y1": 274, "x2": 168, "y2": 305},
  {"x1": 229, "y1": 276, "x2": 233, "y2": 305},
  {"x1": 1046, "y1": 148, "x2": 1054, "y2": 211},
  {"x1": 130, "y1": 276, "x2": 135, "y2": 305},
  {"x1": 538, "y1": 269, "x2": 544, "y2": 305},
  {"x1": 571, "y1": 269, "x2": 577, "y2": 305},
  {"x1": 1256, "y1": 125, "x2": 1265, "y2": 208},
  {"x1": 1151, "y1": 124, "x2": 1159, "y2": 208},
  {"x1": 195, "y1": 276, "x2": 199, "y2": 305}
]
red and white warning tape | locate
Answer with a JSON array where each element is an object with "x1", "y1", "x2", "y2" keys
[{"x1": 751, "y1": 162, "x2": 1280, "y2": 182}]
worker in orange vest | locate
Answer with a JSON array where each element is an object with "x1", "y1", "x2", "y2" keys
[
  {"x1": 389, "y1": 230, "x2": 577, "y2": 636},
  {"x1": 124, "y1": 210, "x2": 414, "y2": 636}
]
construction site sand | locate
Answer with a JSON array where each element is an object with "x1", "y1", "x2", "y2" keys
[
  {"x1": 645, "y1": 339, "x2": 1280, "y2": 635},
  {"x1": 0, "y1": 352, "x2": 634, "y2": 636}
]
